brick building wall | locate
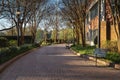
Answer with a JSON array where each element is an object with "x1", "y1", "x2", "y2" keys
[
  {"x1": 110, "y1": 25, "x2": 118, "y2": 41},
  {"x1": 85, "y1": 0, "x2": 118, "y2": 46},
  {"x1": 100, "y1": 21, "x2": 107, "y2": 42}
]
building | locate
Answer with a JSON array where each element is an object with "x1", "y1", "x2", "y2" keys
[{"x1": 85, "y1": 0, "x2": 118, "y2": 47}]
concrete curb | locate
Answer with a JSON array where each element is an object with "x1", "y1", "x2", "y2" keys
[
  {"x1": 88, "y1": 56, "x2": 110, "y2": 66},
  {"x1": 114, "y1": 64, "x2": 120, "y2": 70},
  {"x1": 70, "y1": 49, "x2": 111, "y2": 66},
  {"x1": 0, "y1": 47, "x2": 40, "y2": 73}
]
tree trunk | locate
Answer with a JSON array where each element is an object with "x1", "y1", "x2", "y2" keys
[
  {"x1": 83, "y1": 19, "x2": 86, "y2": 47},
  {"x1": 20, "y1": 24, "x2": 24, "y2": 45},
  {"x1": 81, "y1": 32, "x2": 85, "y2": 47},
  {"x1": 44, "y1": 30, "x2": 47, "y2": 44},
  {"x1": 118, "y1": 22, "x2": 120, "y2": 53},
  {"x1": 76, "y1": 31, "x2": 80, "y2": 45},
  {"x1": 118, "y1": 36, "x2": 120, "y2": 53},
  {"x1": 54, "y1": 28, "x2": 57, "y2": 43},
  {"x1": 32, "y1": 33, "x2": 35, "y2": 43},
  {"x1": 80, "y1": 27, "x2": 85, "y2": 47}
]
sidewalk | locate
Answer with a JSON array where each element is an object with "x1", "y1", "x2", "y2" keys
[{"x1": 0, "y1": 44, "x2": 120, "y2": 80}]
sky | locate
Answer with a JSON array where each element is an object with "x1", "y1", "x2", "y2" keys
[
  {"x1": 0, "y1": 19, "x2": 12, "y2": 30},
  {"x1": 49, "y1": 0, "x2": 59, "y2": 4}
]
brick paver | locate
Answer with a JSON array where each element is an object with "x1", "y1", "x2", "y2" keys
[{"x1": 0, "y1": 44, "x2": 120, "y2": 80}]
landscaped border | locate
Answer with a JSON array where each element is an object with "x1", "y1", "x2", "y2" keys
[{"x1": 0, "y1": 47, "x2": 39, "y2": 73}]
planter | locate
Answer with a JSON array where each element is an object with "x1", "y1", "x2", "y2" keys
[{"x1": 114, "y1": 64, "x2": 120, "y2": 70}]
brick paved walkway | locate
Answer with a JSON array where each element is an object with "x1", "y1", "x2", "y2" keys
[{"x1": 0, "y1": 44, "x2": 120, "y2": 80}]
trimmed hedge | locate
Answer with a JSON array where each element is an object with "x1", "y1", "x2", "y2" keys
[
  {"x1": 101, "y1": 41, "x2": 118, "y2": 52},
  {"x1": 105, "y1": 52, "x2": 120, "y2": 64}
]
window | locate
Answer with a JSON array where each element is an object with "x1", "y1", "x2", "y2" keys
[{"x1": 90, "y1": 3, "x2": 98, "y2": 20}]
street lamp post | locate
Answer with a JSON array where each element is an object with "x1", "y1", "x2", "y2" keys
[
  {"x1": 98, "y1": 0, "x2": 101, "y2": 48},
  {"x1": 95, "y1": 0, "x2": 101, "y2": 66},
  {"x1": 16, "y1": 10, "x2": 20, "y2": 46}
]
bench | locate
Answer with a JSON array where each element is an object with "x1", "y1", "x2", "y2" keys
[{"x1": 94, "y1": 48, "x2": 107, "y2": 58}]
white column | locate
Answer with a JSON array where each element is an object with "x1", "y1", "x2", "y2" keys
[{"x1": 101, "y1": 0, "x2": 105, "y2": 21}]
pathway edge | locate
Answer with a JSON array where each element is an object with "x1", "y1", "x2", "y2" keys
[{"x1": 0, "y1": 47, "x2": 40, "y2": 73}]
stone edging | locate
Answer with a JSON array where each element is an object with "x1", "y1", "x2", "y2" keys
[
  {"x1": 0, "y1": 47, "x2": 40, "y2": 73},
  {"x1": 114, "y1": 64, "x2": 120, "y2": 70}
]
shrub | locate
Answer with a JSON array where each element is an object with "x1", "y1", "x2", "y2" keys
[
  {"x1": 0, "y1": 48, "x2": 11, "y2": 63},
  {"x1": 9, "y1": 46, "x2": 19, "y2": 54},
  {"x1": 41, "y1": 41, "x2": 47, "y2": 46},
  {"x1": 41, "y1": 41, "x2": 51, "y2": 46},
  {"x1": 0, "y1": 44, "x2": 37, "y2": 64},
  {"x1": 33, "y1": 42, "x2": 41, "y2": 47},
  {"x1": 9, "y1": 40, "x2": 17, "y2": 46},
  {"x1": 19, "y1": 44, "x2": 31, "y2": 52},
  {"x1": 0, "y1": 48, "x2": 11, "y2": 57},
  {"x1": 101, "y1": 41, "x2": 118, "y2": 52},
  {"x1": 106, "y1": 52, "x2": 120, "y2": 64},
  {"x1": 0, "y1": 37, "x2": 9, "y2": 47}
]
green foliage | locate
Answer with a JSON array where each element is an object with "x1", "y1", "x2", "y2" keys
[
  {"x1": 51, "y1": 30, "x2": 56, "y2": 40},
  {"x1": 101, "y1": 41, "x2": 118, "y2": 52},
  {"x1": 36, "y1": 29, "x2": 44, "y2": 42},
  {"x1": 0, "y1": 48, "x2": 11, "y2": 57},
  {"x1": 58, "y1": 28, "x2": 74, "y2": 41},
  {"x1": 51, "y1": 28, "x2": 74, "y2": 43},
  {"x1": 0, "y1": 48, "x2": 12, "y2": 63},
  {"x1": 0, "y1": 37, "x2": 9, "y2": 47},
  {"x1": 19, "y1": 44, "x2": 33, "y2": 52},
  {"x1": 32, "y1": 42, "x2": 41, "y2": 47},
  {"x1": 9, "y1": 40, "x2": 17, "y2": 46},
  {"x1": 105, "y1": 52, "x2": 120, "y2": 64},
  {"x1": 41, "y1": 41, "x2": 51, "y2": 46},
  {"x1": 71, "y1": 45, "x2": 96, "y2": 55},
  {"x1": 9, "y1": 46, "x2": 18, "y2": 53}
]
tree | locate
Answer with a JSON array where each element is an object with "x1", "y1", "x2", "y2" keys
[
  {"x1": 1, "y1": 0, "x2": 47, "y2": 46},
  {"x1": 0, "y1": 0, "x2": 4, "y2": 18},
  {"x1": 58, "y1": 28, "x2": 74, "y2": 42},
  {"x1": 44, "y1": 2, "x2": 61, "y2": 43},
  {"x1": 61, "y1": 0, "x2": 88, "y2": 46},
  {"x1": 36, "y1": 28, "x2": 44, "y2": 43},
  {"x1": 29, "y1": 0, "x2": 48, "y2": 43},
  {"x1": 107, "y1": 0, "x2": 120, "y2": 53}
]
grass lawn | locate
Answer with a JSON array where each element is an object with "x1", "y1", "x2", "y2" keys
[{"x1": 71, "y1": 45, "x2": 96, "y2": 55}]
